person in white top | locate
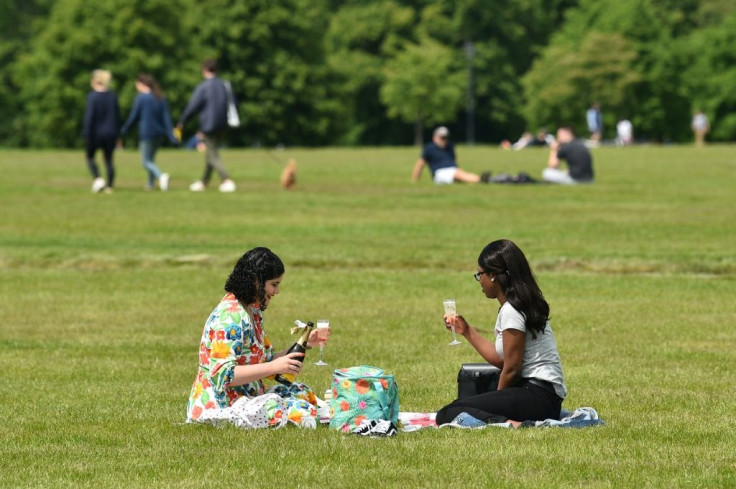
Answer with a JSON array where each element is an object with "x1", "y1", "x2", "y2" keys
[
  {"x1": 616, "y1": 119, "x2": 633, "y2": 146},
  {"x1": 691, "y1": 110, "x2": 709, "y2": 147},
  {"x1": 435, "y1": 239, "x2": 567, "y2": 428}
]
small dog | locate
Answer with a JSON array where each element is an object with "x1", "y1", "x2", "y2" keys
[{"x1": 280, "y1": 158, "x2": 297, "y2": 190}]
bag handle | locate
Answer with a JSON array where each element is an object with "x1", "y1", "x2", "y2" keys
[
  {"x1": 224, "y1": 80, "x2": 234, "y2": 102},
  {"x1": 372, "y1": 381, "x2": 393, "y2": 421}
]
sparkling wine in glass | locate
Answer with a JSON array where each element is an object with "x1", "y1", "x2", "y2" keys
[
  {"x1": 443, "y1": 299, "x2": 461, "y2": 346},
  {"x1": 314, "y1": 319, "x2": 330, "y2": 366}
]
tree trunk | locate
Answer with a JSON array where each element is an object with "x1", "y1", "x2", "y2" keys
[{"x1": 414, "y1": 118, "x2": 423, "y2": 146}]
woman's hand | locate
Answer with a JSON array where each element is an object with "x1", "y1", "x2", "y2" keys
[
  {"x1": 306, "y1": 327, "x2": 330, "y2": 348},
  {"x1": 271, "y1": 351, "x2": 305, "y2": 375},
  {"x1": 445, "y1": 314, "x2": 470, "y2": 336}
]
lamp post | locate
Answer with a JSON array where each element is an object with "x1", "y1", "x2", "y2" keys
[{"x1": 464, "y1": 40, "x2": 476, "y2": 145}]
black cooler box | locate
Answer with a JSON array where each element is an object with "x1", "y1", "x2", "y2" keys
[{"x1": 457, "y1": 363, "x2": 501, "y2": 398}]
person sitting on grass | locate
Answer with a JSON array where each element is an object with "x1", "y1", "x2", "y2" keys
[
  {"x1": 186, "y1": 247, "x2": 329, "y2": 428},
  {"x1": 435, "y1": 239, "x2": 567, "y2": 428},
  {"x1": 412, "y1": 126, "x2": 491, "y2": 184},
  {"x1": 543, "y1": 126, "x2": 594, "y2": 184}
]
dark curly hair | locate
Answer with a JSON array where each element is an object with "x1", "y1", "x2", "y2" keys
[
  {"x1": 224, "y1": 247, "x2": 284, "y2": 310},
  {"x1": 478, "y1": 239, "x2": 549, "y2": 339}
]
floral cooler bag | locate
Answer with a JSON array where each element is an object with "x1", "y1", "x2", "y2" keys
[{"x1": 329, "y1": 366, "x2": 400, "y2": 432}]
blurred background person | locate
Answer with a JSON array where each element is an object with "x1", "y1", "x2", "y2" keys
[
  {"x1": 586, "y1": 103, "x2": 603, "y2": 144},
  {"x1": 501, "y1": 128, "x2": 552, "y2": 150},
  {"x1": 83, "y1": 69, "x2": 120, "y2": 193},
  {"x1": 184, "y1": 131, "x2": 206, "y2": 152},
  {"x1": 120, "y1": 74, "x2": 177, "y2": 191},
  {"x1": 543, "y1": 126, "x2": 594, "y2": 184},
  {"x1": 178, "y1": 59, "x2": 236, "y2": 193},
  {"x1": 691, "y1": 110, "x2": 710, "y2": 147},
  {"x1": 616, "y1": 118, "x2": 633, "y2": 146}
]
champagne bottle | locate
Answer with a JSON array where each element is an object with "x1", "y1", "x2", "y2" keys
[{"x1": 274, "y1": 321, "x2": 315, "y2": 386}]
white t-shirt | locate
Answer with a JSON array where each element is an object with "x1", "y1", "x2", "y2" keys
[
  {"x1": 692, "y1": 113, "x2": 709, "y2": 131},
  {"x1": 617, "y1": 120, "x2": 632, "y2": 140},
  {"x1": 494, "y1": 302, "x2": 567, "y2": 399}
]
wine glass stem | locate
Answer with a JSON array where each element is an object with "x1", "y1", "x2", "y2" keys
[
  {"x1": 319, "y1": 346, "x2": 324, "y2": 362},
  {"x1": 451, "y1": 326, "x2": 457, "y2": 342}
]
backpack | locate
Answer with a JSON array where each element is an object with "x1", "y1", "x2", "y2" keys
[
  {"x1": 457, "y1": 363, "x2": 500, "y2": 398},
  {"x1": 329, "y1": 366, "x2": 399, "y2": 432}
]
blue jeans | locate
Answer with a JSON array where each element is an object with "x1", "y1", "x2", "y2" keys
[{"x1": 139, "y1": 138, "x2": 163, "y2": 187}]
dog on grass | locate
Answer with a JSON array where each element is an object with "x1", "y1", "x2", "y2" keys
[{"x1": 280, "y1": 158, "x2": 297, "y2": 190}]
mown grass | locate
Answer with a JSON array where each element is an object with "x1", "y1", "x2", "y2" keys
[{"x1": 0, "y1": 144, "x2": 735, "y2": 488}]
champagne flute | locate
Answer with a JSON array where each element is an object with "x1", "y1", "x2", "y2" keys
[
  {"x1": 314, "y1": 319, "x2": 330, "y2": 366},
  {"x1": 443, "y1": 299, "x2": 461, "y2": 346}
]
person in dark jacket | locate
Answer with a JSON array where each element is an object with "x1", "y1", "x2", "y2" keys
[
  {"x1": 177, "y1": 59, "x2": 236, "y2": 193},
  {"x1": 120, "y1": 74, "x2": 177, "y2": 191},
  {"x1": 543, "y1": 127, "x2": 594, "y2": 184},
  {"x1": 83, "y1": 70, "x2": 120, "y2": 193}
]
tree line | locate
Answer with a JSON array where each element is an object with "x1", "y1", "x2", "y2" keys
[{"x1": 1, "y1": 0, "x2": 734, "y2": 148}]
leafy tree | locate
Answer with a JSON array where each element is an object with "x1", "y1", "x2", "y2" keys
[
  {"x1": 380, "y1": 37, "x2": 466, "y2": 145},
  {"x1": 324, "y1": 1, "x2": 417, "y2": 144},
  {"x1": 185, "y1": 0, "x2": 343, "y2": 146},
  {"x1": 4, "y1": 0, "x2": 736, "y2": 148},
  {"x1": 0, "y1": 0, "x2": 53, "y2": 146},
  {"x1": 521, "y1": 0, "x2": 705, "y2": 142},
  {"x1": 522, "y1": 31, "x2": 640, "y2": 135},
  {"x1": 681, "y1": 11, "x2": 736, "y2": 141},
  {"x1": 418, "y1": 0, "x2": 577, "y2": 141},
  {"x1": 15, "y1": 0, "x2": 195, "y2": 147}
]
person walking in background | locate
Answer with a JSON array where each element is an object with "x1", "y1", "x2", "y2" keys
[
  {"x1": 411, "y1": 126, "x2": 491, "y2": 184},
  {"x1": 120, "y1": 74, "x2": 177, "y2": 191},
  {"x1": 177, "y1": 59, "x2": 236, "y2": 193},
  {"x1": 691, "y1": 110, "x2": 710, "y2": 147},
  {"x1": 543, "y1": 127, "x2": 594, "y2": 184},
  {"x1": 586, "y1": 103, "x2": 603, "y2": 144},
  {"x1": 83, "y1": 69, "x2": 120, "y2": 194}
]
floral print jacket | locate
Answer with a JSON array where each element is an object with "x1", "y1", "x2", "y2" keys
[{"x1": 187, "y1": 293, "x2": 274, "y2": 421}]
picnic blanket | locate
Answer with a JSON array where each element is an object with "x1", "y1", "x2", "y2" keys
[{"x1": 398, "y1": 407, "x2": 604, "y2": 432}]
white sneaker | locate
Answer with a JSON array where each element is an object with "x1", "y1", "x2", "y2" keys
[
  {"x1": 219, "y1": 179, "x2": 236, "y2": 193},
  {"x1": 91, "y1": 177, "x2": 106, "y2": 193},
  {"x1": 189, "y1": 180, "x2": 205, "y2": 192},
  {"x1": 159, "y1": 173, "x2": 169, "y2": 191}
]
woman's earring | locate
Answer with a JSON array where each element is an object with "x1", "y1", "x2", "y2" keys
[{"x1": 491, "y1": 277, "x2": 495, "y2": 282}]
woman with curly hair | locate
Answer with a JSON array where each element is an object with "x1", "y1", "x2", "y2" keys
[
  {"x1": 435, "y1": 239, "x2": 567, "y2": 427},
  {"x1": 186, "y1": 247, "x2": 328, "y2": 428}
]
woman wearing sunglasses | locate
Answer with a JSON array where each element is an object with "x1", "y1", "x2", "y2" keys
[{"x1": 435, "y1": 239, "x2": 567, "y2": 427}]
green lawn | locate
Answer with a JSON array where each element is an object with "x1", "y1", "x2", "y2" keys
[{"x1": 1, "y1": 145, "x2": 734, "y2": 488}]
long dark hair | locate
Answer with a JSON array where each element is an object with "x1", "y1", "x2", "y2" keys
[
  {"x1": 224, "y1": 247, "x2": 284, "y2": 310},
  {"x1": 136, "y1": 73, "x2": 163, "y2": 99},
  {"x1": 478, "y1": 239, "x2": 549, "y2": 338}
]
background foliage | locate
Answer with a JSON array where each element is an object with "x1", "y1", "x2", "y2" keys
[{"x1": 1, "y1": 0, "x2": 735, "y2": 147}]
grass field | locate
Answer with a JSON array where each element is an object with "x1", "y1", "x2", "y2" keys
[{"x1": 1, "y1": 144, "x2": 735, "y2": 488}]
